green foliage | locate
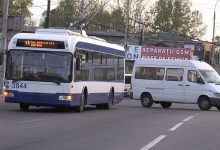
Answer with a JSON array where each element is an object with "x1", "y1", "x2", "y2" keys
[
  {"x1": 215, "y1": 36, "x2": 220, "y2": 48},
  {"x1": 40, "y1": 0, "x2": 79, "y2": 27},
  {"x1": 0, "y1": 0, "x2": 34, "y2": 26},
  {"x1": 88, "y1": 8, "x2": 111, "y2": 30},
  {"x1": 129, "y1": 0, "x2": 146, "y2": 33},
  {"x1": 40, "y1": 0, "x2": 101, "y2": 28},
  {"x1": 0, "y1": 0, "x2": 33, "y2": 17},
  {"x1": 110, "y1": 7, "x2": 125, "y2": 32},
  {"x1": 149, "y1": 0, "x2": 206, "y2": 38},
  {"x1": 40, "y1": 0, "x2": 125, "y2": 32},
  {"x1": 38, "y1": 0, "x2": 206, "y2": 39}
]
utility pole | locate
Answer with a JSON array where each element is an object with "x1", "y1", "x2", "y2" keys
[
  {"x1": 139, "y1": 28, "x2": 144, "y2": 45},
  {"x1": 44, "y1": 0, "x2": 51, "y2": 28},
  {"x1": 136, "y1": 17, "x2": 144, "y2": 45},
  {"x1": 1, "y1": 0, "x2": 9, "y2": 94},
  {"x1": 124, "y1": 0, "x2": 131, "y2": 51},
  {"x1": 211, "y1": 0, "x2": 220, "y2": 65},
  {"x1": 79, "y1": 0, "x2": 85, "y2": 29}
]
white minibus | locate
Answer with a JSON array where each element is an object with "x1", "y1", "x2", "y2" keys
[
  {"x1": 124, "y1": 74, "x2": 132, "y2": 97},
  {"x1": 131, "y1": 58, "x2": 220, "y2": 110}
]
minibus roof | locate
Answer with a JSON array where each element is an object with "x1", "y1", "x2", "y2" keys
[{"x1": 134, "y1": 58, "x2": 213, "y2": 70}]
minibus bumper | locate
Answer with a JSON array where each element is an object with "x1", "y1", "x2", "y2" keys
[
  {"x1": 210, "y1": 97, "x2": 220, "y2": 107},
  {"x1": 130, "y1": 92, "x2": 133, "y2": 99}
]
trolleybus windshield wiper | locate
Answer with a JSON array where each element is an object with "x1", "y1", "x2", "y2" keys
[
  {"x1": 38, "y1": 73, "x2": 65, "y2": 85},
  {"x1": 12, "y1": 78, "x2": 24, "y2": 82}
]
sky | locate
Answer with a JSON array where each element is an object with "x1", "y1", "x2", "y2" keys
[{"x1": 30, "y1": 0, "x2": 220, "y2": 42}]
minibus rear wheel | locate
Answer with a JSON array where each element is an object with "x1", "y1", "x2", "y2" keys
[
  {"x1": 160, "y1": 102, "x2": 172, "y2": 108},
  {"x1": 198, "y1": 96, "x2": 211, "y2": 110},
  {"x1": 216, "y1": 106, "x2": 220, "y2": 111},
  {"x1": 141, "y1": 93, "x2": 153, "y2": 107}
]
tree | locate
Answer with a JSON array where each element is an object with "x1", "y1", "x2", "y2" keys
[
  {"x1": 110, "y1": 7, "x2": 124, "y2": 32},
  {"x1": 114, "y1": 0, "x2": 147, "y2": 33},
  {"x1": 149, "y1": 0, "x2": 206, "y2": 39},
  {"x1": 83, "y1": 0, "x2": 111, "y2": 30},
  {"x1": 87, "y1": 8, "x2": 111, "y2": 30},
  {"x1": 215, "y1": 35, "x2": 220, "y2": 49},
  {"x1": 0, "y1": 0, "x2": 34, "y2": 26},
  {"x1": 40, "y1": 0, "x2": 103, "y2": 29},
  {"x1": 40, "y1": 0, "x2": 79, "y2": 28},
  {"x1": 40, "y1": 0, "x2": 125, "y2": 32},
  {"x1": 129, "y1": 0, "x2": 146, "y2": 33}
]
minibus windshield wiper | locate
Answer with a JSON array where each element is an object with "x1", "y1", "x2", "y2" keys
[{"x1": 208, "y1": 81, "x2": 215, "y2": 83}]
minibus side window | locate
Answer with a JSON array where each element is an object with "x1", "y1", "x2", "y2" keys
[
  {"x1": 166, "y1": 68, "x2": 184, "y2": 81},
  {"x1": 188, "y1": 70, "x2": 201, "y2": 83},
  {"x1": 135, "y1": 67, "x2": 165, "y2": 80}
]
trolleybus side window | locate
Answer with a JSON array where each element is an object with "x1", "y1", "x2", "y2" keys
[{"x1": 74, "y1": 49, "x2": 124, "y2": 82}]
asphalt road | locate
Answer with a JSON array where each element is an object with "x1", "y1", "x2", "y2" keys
[{"x1": 0, "y1": 97, "x2": 220, "y2": 150}]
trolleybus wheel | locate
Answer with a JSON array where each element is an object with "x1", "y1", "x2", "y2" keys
[
  {"x1": 20, "y1": 103, "x2": 29, "y2": 111},
  {"x1": 75, "y1": 93, "x2": 85, "y2": 112},
  {"x1": 103, "y1": 90, "x2": 114, "y2": 110}
]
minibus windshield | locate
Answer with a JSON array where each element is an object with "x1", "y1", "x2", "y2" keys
[{"x1": 199, "y1": 70, "x2": 220, "y2": 83}]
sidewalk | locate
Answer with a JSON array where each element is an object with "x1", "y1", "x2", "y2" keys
[{"x1": 0, "y1": 95, "x2": 3, "y2": 102}]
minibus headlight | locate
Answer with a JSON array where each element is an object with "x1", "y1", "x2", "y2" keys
[
  {"x1": 59, "y1": 95, "x2": 72, "y2": 101},
  {"x1": 213, "y1": 92, "x2": 220, "y2": 97}
]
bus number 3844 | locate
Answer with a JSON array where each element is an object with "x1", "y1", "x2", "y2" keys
[{"x1": 12, "y1": 83, "x2": 27, "y2": 89}]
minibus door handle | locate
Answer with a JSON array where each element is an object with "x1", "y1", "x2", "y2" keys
[
  {"x1": 185, "y1": 84, "x2": 190, "y2": 86},
  {"x1": 178, "y1": 84, "x2": 183, "y2": 86}
]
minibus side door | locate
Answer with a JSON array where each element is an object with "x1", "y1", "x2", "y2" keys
[
  {"x1": 183, "y1": 68, "x2": 204, "y2": 103},
  {"x1": 164, "y1": 68, "x2": 184, "y2": 102}
]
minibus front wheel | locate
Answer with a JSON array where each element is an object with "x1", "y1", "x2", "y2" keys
[
  {"x1": 141, "y1": 93, "x2": 153, "y2": 107},
  {"x1": 198, "y1": 96, "x2": 211, "y2": 110}
]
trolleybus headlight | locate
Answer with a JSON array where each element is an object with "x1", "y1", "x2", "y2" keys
[
  {"x1": 59, "y1": 95, "x2": 72, "y2": 101},
  {"x1": 4, "y1": 91, "x2": 8, "y2": 97},
  {"x1": 4, "y1": 91, "x2": 14, "y2": 97}
]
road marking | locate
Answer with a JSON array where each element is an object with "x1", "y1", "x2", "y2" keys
[
  {"x1": 194, "y1": 113, "x2": 199, "y2": 116},
  {"x1": 169, "y1": 122, "x2": 184, "y2": 131},
  {"x1": 140, "y1": 135, "x2": 166, "y2": 150},
  {"x1": 19, "y1": 118, "x2": 43, "y2": 124},
  {"x1": 183, "y1": 116, "x2": 194, "y2": 122}
]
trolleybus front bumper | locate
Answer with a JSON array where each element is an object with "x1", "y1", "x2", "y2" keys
[{"x1": 4, "y1": 90, "x2": 82, "y2": 107}]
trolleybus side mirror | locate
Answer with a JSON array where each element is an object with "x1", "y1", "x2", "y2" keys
[{"x1": 76, "y1": 58, "x2": 81, "y2": 70}]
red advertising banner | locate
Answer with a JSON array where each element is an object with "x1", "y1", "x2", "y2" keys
[{"x1": 141, "y1": 45, "x2": 193, "y2": 60}]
